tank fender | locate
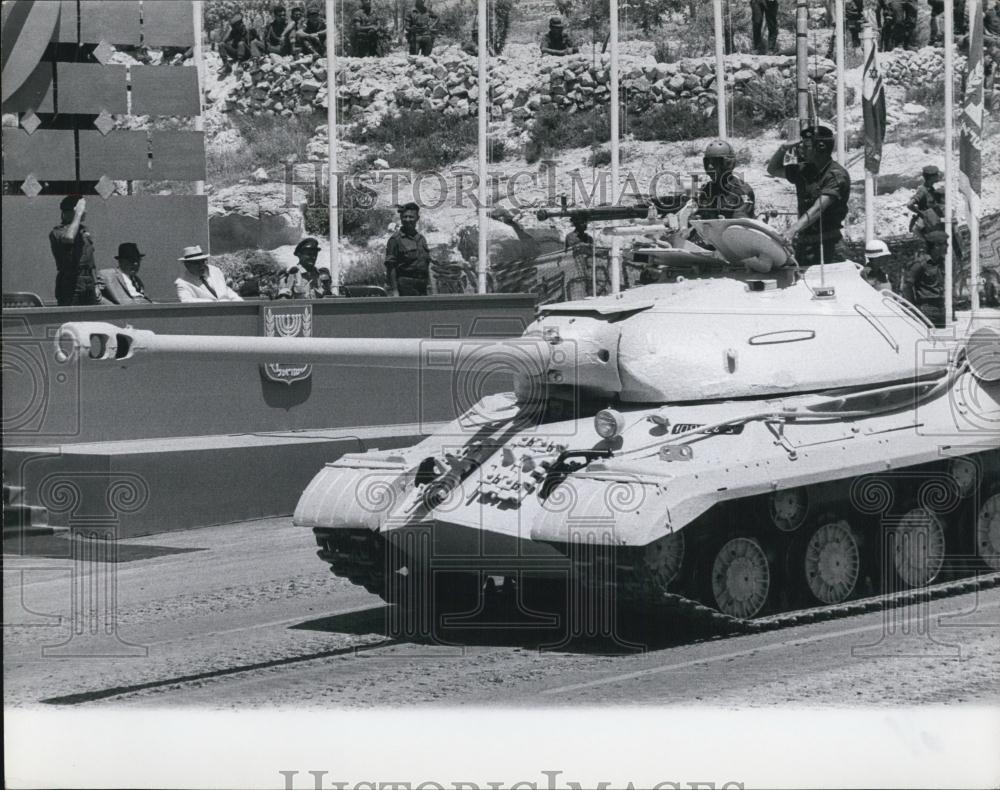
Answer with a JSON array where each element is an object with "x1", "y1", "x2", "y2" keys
[
  {"x1": 294, "y1": 452, "x2": 419, "y2": 531},
  {"x1": 529, "y1": 473, "x2": 680, "y2": 546}
]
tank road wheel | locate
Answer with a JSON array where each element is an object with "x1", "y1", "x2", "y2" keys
[
  {"x1": 975, "y1": 493, "x2": 1000, "y2": 570},
  {"x1": 803, "y1": 519, "x2": 861, "y2": 604},
  {"x1": 768, "y1": 487, "x2": 809, "y2": 532},
  {"x1": 889, "y1": 508, "x2": 946, "y2": 588},
  {"x1": 643, "y1": 531, "x2": 686, "y2": 593},
  {"x1": 710, "y1": 537, "x2": 771, "y2": 619}
]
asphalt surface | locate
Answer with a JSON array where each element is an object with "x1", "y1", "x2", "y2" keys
[{"x1": 4, "y1": 517, "x2": 999, "y2": 709}]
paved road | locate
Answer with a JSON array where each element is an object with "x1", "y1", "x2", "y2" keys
[{"x1": 4, "y1": 517, "x2": 999, "y2": 708}]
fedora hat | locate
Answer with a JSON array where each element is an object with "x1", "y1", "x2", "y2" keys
[
  {"x1": 178, "y1": 245, "x2": 209, "y2": 262},
  {"x1": 115, "y1": 242, "x2": 145, "y2": 261}
]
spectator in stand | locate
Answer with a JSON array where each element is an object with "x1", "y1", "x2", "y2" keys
[
  {"x1": 175, "y1": 246, "x2": 243, "y2": 303},
  {"x1": 540, "y1": 16, "x2": 578, "y2": 56},
  {"x1": 260, "y1": 4, "x2": 293, "y2": 56},
  {"x1": 277, "y1": 238, "x2": 332, "y2": 298},
  {"x1": 385, "y1": 203, "x2": 431, "y2": 296},
  {"x1": 98, "y1": 243, "x2": 153, "y2": 304},
  {"x1": 50, "y1": 196, "x2": 99, "y2": 306},
  {"x1": 405, "y1": 0, "x2": 439, "y2": 56},
  {"x1": 351, "y1": 0, "x2": 382, "y2": 57},
  {"x1": 219, "y1": 13, "x2": 254, "y2": 75},
  {"x1": 750, "y1": 0, "x2": 780, "y2": 55}
]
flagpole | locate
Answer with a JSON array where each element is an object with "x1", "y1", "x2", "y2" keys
[
  {"x1": 477, "y1": 0, "x2": 488, "y2": 295},
  {"x1": 962, "y1": 0, "x2": 984, "y2": 317},
  {"x1": 609, "y1": 0, "x2": 621, "y2": 294},
  {"x1": 713, "y1": 0, "x2": 727, "y2": 137},
  {"x1": 943, "y1": 0, "x2": 955, "y2": 327},
  {"x1": 834, "y1": 0, "x2": 846, "y2": 164},
  {"x1": 325, "y1": 0, "x2": 341, "y2": 295},
  {"x1": 192, "y1": 1, "x2": 205, "y2": 198},
  {"x1": 862, "y1": 26, "x2": 876, "y2": 244}
]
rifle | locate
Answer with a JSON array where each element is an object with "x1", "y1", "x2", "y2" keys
[{"x1": 534, "y1": 193, "x2": 688, "y2": 224}]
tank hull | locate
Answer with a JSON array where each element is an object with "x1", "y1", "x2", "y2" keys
[{"x1": 298, "y1": 369, "x2": 999, "y2": 618}]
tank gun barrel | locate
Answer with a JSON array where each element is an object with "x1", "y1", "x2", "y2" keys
[{"x1": 54, "y1": 322, "x2": 552, "y2": 372}]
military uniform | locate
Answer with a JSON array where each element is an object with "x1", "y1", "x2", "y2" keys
[
  {"x1": 540, "y1": 29, "x2": 577, "y2": 54},
  {"x1": 783, "y1": 158, "x2": 852, "y2": 266},
  {"x1": 50, "y1": 222, "x2": 98, "y2": 306},
  {"x1": 696, "y1": 173, "x2": 756, "y2": 219},
  {"x1": 405, "y1": 8, "x2": 437, "y2": 56},
  {"x1": 903, "y1": 256, "x2": 946, "y2": 327},
  {"x1": 750, "y1": 0, "x2": 780, "y2": 54},
  {"x1": 385, "y1": 227, "x2": 431, "y2": 295},
  {"x1": 351, "y1": 8, "x2": 381, "y2": 56},
  {"x1": 845, "y1": 0, "x2": 864, "y2": 47}
]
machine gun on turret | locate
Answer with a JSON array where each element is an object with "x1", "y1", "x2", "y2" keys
[{"x1": 534, "y1": 193, "x2": 689, "y2": 224}]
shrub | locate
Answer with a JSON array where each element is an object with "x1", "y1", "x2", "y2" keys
[
  {"x1": 587, "y1": 147, "x2": 612, "y2": 167},
  {"x1": 629, "y1": 103, "x2": 717, "y2": 142},
  {"x1": 304, "y1": 183, "x2": 396, "y2": 245},
  {"x1": 208, "y1": 112, "x2": 323, "y2": 188},
  {"x1": 349, "y1": 111, "x2": 478, "y2": 171},
  {"x1": 343, "y1": 250, "x2": 388, "y2": 286},
  {"x1": 526, "y1": 106, "x2": 610, "y2": 163}
]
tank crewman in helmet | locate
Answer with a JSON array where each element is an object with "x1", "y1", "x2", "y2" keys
[
  {"x1": 696, "y1": 140, "x2": 756, "y2": 219},
  {"x1": 903, "y1": 230, "x2": 949, "y2": 327},
  {"x1": 385, "y1": 202, "x2": 431, "y2": 296},
  {"x1": 767, "y1": 124, "x2": 852, "y2": 266},
  {"x1": 863, "y1": 239, "x2": 893, "y2": 291},
  {"x1": 540, "y1": 17, "x2": 578, "y2": 56},
  {"x1": 907, "y1": 164, "x2": 942, "y2": 230}
]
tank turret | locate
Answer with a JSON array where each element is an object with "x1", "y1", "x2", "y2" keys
[{"x1": 55, "y1": 217, "x2": 1000, "y2": 628}]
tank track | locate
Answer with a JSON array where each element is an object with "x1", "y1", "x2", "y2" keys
[
  {"x1": 654, "y1": 571, "x2": 1000, "y2": 635},
  {"x1": 315, "y1": 528, "x2": 1000, "y2": 637}
]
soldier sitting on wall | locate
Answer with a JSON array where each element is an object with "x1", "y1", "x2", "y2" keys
[
  {"x1": 219, "y1": 13, "x2": 254, "y2": 75},
  {"x1": 293, "y1": 3, "x2": 328, "y2": 56},
  {"x1": 540, "y1": 17, "x2": 578, "y2": 56}
]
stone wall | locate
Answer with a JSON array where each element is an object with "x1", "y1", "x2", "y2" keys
[{"x1": 221, "y1": 47, "x2": 844, "y2": 130}]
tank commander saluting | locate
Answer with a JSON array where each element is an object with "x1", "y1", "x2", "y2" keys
[
  {"x1": 385, "y1": 202, "x2": 431, "y2": 296},
  {"x1": 767, "y1": 124, "x2": 851, "y2": 266},
  {"x1": 175, "y1": 245, "x2": 243, "y2": 303},
  {"x1": 50, "y1": 195, "x2": 99, "y2": 306},
  {"x1": 98, "y1": 243, "x2": 153, "y2": 304}
]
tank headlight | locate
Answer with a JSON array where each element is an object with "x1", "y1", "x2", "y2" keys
[{"x1": 594, "y1": 409, "x2": 626, "y2": 439}]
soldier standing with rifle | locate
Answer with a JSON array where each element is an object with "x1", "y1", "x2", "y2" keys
[{"x1": 405, "y1": 0, "x2": 438, "y2": 56}]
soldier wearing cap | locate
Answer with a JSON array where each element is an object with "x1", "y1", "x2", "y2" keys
[
  {"x1": 97, "y1": 243, "x2": 153, "y2": 304},
  {"x1": 767, "y1": 124, "x2": 852, "y2": 266},
  {"x1": 540, "y1": 16, "x2": 578, "y2": 55},
  {"x1": 696, "y1": 140, "x2": 756, "y2": 219},
  {"x1": 903, "y1": 230, "x2": 949, "y2": 327},
  {"x1": 385, "y1": 203, "x2": 431, "y2": 296},
  {"x1": 277, "y1": 237, "x2": 332, "y2": 298},
  {"x1": 50, "y1": 195, "x2": 99, "y2": 306}
]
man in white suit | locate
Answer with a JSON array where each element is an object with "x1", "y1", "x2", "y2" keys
[{"x1": 174, "y1": 246, "x2": 243, "y2": 303}]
